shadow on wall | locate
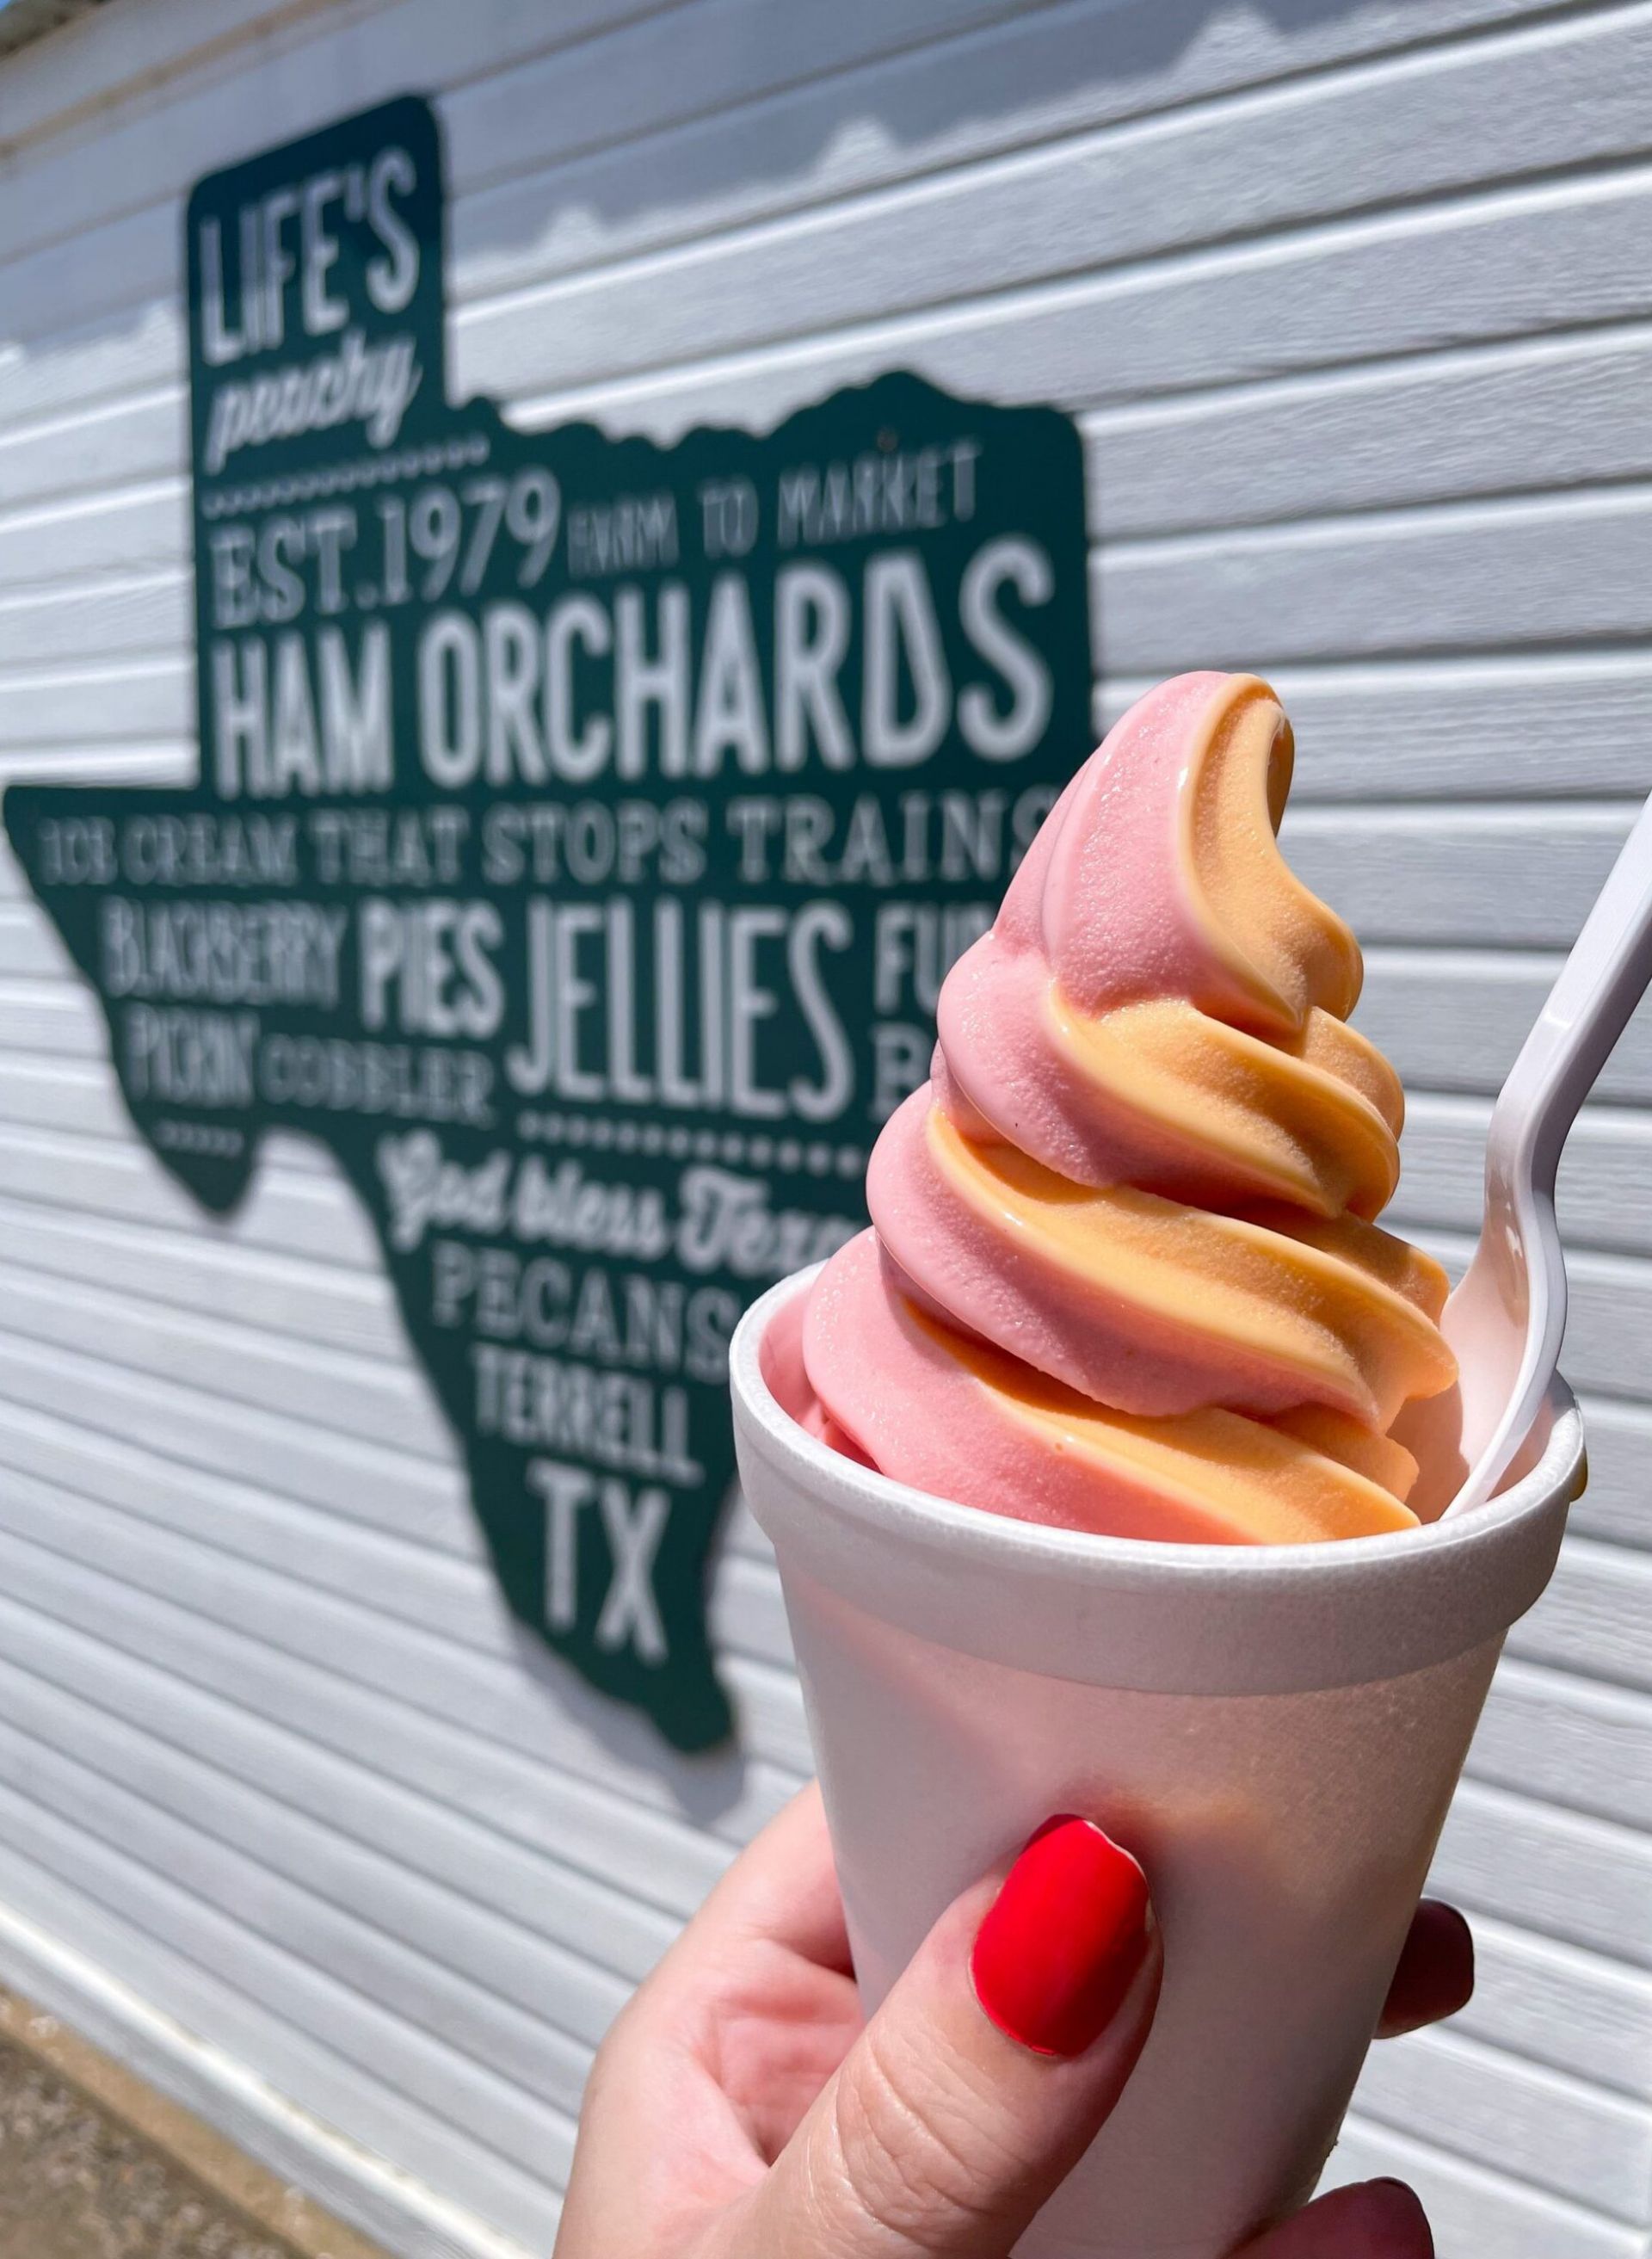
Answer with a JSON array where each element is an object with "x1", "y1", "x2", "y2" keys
[
  {"x1": 506, "y1": 1614, "x2": 753, "y2": 1827},
  {"x1": 454, "y1": 0, "x2": 1453, "y2": 243},
  {"x1": 450, "y1": 0, "x2": 1469, "y2": 430},
  {"x1": 7, "y1": 0, "x2": 1467, "y2": 390}
]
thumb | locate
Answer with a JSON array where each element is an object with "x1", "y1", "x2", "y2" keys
[{"x1": 732, "y1": 1816, "x2": 1161, "y2": 2259}]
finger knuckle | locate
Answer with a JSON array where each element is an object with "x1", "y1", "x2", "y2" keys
[{"x1": 826, "y1": 2020, "x2": 1020, "y2": 2249}]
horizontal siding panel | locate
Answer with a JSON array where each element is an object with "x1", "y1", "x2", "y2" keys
[
  {"x1": 0, "y1": 1262, "x2": 445, "y2": 1457},
  {"x1": 0, "y1": 1482, "x2": 771, "y2": 1906},
  {"x1": 0, "y1": 392, "x2": 180, "y2": 515},
  {"x1": 444, "y1": 0, "x2": 1049, "y2": 290},
  {"x1": 0, "y1": 983, "x2": 103, "y2": 1057},
  {"x1": 0, "y1": 1582, "x2": 675, "y2": 1984},
  {"x1": 0, "y1": 302, "x2": 182, "y2": 440},
  {"x1": 448, "y1": 0, "x2": 1649, "y2": 313},
  {"x1": 0, "y1": 1323, "x2": 465, "y2": 1550},
  {"x1": 1088, "y1": 322, "x2": 1652, "y2": 535},
  {"x1": 0, "y1": 1071, "x2": 333, "y2": 1194},
  {"x1": 0, "y1": 1125, "x2": 382, "y2": 1272},
  {"x1": 1455, "y1": 1915, "x2": 1652, "y2": 2101},
  {"x1": 0, "y1": 1441, "x2": 796, "y2": 1843},
  {"x1": 1328, "y1": 2117, "x2": 1642, "y2": 2259},
  {"x1": 508, "y1": 167, "x2": 1652, "y2": 440},
  {"x1": 1359, "y1": 947, "x2": 1652, "y2": 1103},
  {"x1": 1390, "y1": 1096, "x2": 1652, "y2": 1258},
  {"x1": 1555, "y1": 1245, "x2": 1652, "y2": 1404},
  {"x1": 0, "y1": 1386, "x2": 471, "y2": 1602},
  {"x1": 1106, "y1": 654, "x2": 1652, "y2": 799},
  {"x1": 0, "y1": 747, "x2": 189, "y2": 787},
  {"x1": 1393, "y1": 1096, "x2": 1652, "y2": 1259},
  {"x1": 457, "y1": 9, "x2": 1652, "y2": 404},
  {"x1": 711, "y1": 1552, "x2": 795, "y2": 1672},
  {"x1": 1434, "y1": 1781, "x2": 1652, "y2": 1970},
  {"x1": 0, "y1": 0, "x2": 1578, "y2": 417},
  {"x1": 6, "y1": 0, "x2": 1030, "y2": 281},
  {"x1": 1474, "y1": 1657, "x2": 1652, "y2": 1832},
  {"x1": 0, "y1": 570, "x2": 186, "y2": 666},
  {"x1": 0, "y1": 15, "x2": 687, "y2": 317},
  {"x1": 1283, "y1": 803, "x2": 1630, "y2": 949},
  {"x1": 0, "y1": 1705, "x2": 602, "y2": 2128},
  {"x1": 1100, "y1": 490, "x2": 1652, "y2": 669},
  {"x1": 26, "y1": 123, "x2": 1652, "y2": 449},
  {"x1": 0, "y1": 1065, "x2": 333, "y2": 1186},
  {"x1": 1570, "y1": 1395, "x2": 1652, "y2": 1546},
  {"x1": 0, "y1": 1194, "x2": 398, "y2": 1356},
  {"x1": 1353, "y1": 2022, "x2": 1652, "y2": 2219},
  {"x1": 0, "y1": 1740, "x2": 587, "y2": 2178},
  {"x1": 0, "y1": 1384, "x2": 780, "y2": 1685},
  {"x1": 0, "y1": 213, "x2": 223, "y2": 374},
  {"x1": 723, "y1": 1651, "x2": 811, "y2": 1774},
  {"x1": 1509, "y1": 1539, "x2": 1652, "y2": 1694},
  {"x1": 0, "y1": 1827, "x2": 565, "y2": 2253},
  {"x1": 1, "y1": 1059, "x2": 167, "y2": 1141},
  {"x1": 0, "y1": 657, "x2": 190, "y2": 743},
  {"x1": 0, "y1": 483, "x2": 185, "y2": 591}
]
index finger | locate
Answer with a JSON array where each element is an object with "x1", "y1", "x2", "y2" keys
[{"x1": 689, "y1": 1782, "x2": 854, "y2": 1974}]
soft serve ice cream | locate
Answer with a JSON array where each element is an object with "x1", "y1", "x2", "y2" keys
[{"x1": 801, "y1": 670, "x2": 1458, "y2": 1544}]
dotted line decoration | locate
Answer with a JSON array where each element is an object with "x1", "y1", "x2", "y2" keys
[
  {"x1": 155, "y1": 1120, "x2": 245, "y2": 1158},
  {"x1": 515, "y1": 1112, "x2": 864, "y2": 1179},
  {"x1": 200, "y1": 433, "x2": 491, "y2": 519}
]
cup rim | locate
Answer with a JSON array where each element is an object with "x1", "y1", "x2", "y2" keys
[
  {"x1": 734, "y1": 1265, "x2": 1581, "y2": 1584},
  {"x1": 730, "y1": 1267, "x2": 1586, "y2": 1691}
]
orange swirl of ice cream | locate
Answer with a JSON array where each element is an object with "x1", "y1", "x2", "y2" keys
[{"x1": 801, "y1": 670, "x2": 1458, "y2": 1544}]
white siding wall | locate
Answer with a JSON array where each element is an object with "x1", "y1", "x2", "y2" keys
[{"x1": 2, "y1": 2, "x2": 1651, "y2": 2252}]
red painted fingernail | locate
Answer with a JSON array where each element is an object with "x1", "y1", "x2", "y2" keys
[{"x1": 971, "y1": 1816, "x2": 1152, "y2": 2058}]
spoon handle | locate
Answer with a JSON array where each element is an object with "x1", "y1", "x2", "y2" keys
[
  {"x1": 1441, "y1": 783, "x2": 1652, "y2": 1520},
  {"x1": 1489, "y1": 784, "x2": 1652, "y2": 1200}
]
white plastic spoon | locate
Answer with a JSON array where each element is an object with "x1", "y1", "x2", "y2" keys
[{"x1": 1402, "y1": 785, "x2": 1652, "y2": 1520}]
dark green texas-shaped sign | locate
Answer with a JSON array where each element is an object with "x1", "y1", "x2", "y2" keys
[{"x1": 6, "y1": 96, "x2": 1094, "y2": 1750}]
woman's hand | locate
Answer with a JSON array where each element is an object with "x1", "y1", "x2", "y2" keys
[{"x1": 556, "y1": 1785, "x2": 1470, "y2": 2259}]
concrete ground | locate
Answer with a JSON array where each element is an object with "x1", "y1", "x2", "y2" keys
[{"x1": 0, "y1": 2031, "x2": 302, "y2": 2259}]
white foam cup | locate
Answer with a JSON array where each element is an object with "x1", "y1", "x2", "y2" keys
[{"x1": 730, "y1": 1268, "x2": 1586, "y2": 2259}]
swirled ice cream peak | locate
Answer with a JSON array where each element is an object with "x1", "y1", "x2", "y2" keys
[{"x1": 801, "y1": 671, "x2": 1457, "y2": 1545}]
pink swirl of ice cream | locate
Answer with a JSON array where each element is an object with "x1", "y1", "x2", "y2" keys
[{"x1": 801, "y1": 671, "x2": 1458, "y2": 1545}]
